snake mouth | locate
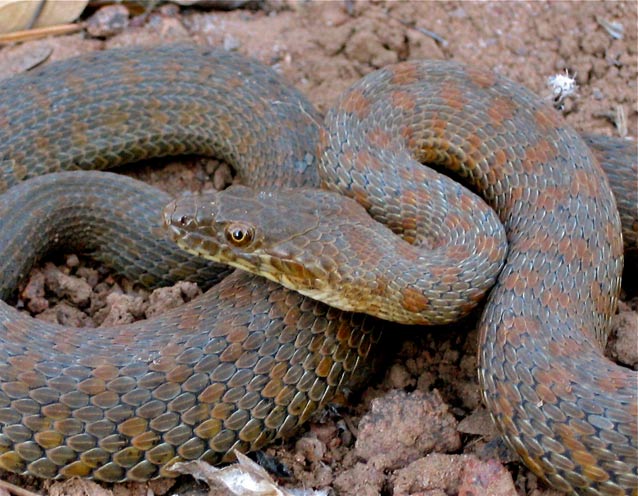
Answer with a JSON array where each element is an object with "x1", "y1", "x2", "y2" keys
[
  {"x1": 162, "y1": 194, "x2": 274, "y2": 280},
  {"x1": 162, "y1": 196, "x2": 229, "y2": 262},
  {"x1": 163, "y1": 198, "x2": 193, "y2": 242},
  {"x1": 162, "y1": 199, "x2": 196, "y2": 244},
  {"x1": 162, "y1": 194, "x2": 330, "y2": 294}
]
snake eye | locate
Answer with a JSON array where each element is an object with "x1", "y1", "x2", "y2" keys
[{"x1": 225, "y1": 222, "x2": 255, "y2": 247}]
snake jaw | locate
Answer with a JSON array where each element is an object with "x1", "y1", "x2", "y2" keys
[{"x1": 162, "y1": 189, "x2": 329, "y2": 291}]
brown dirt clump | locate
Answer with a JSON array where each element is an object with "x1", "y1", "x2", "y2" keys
[
  {"x1": 0, "y1": 1, "x2": 636, "y2": 495},
  {"x1": 354, "y1": 390, "x2": 461, "y2": 471}
]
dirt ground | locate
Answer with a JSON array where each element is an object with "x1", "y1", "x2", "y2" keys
[{"x1": 0, "y1": 1, "x2": 636, "y2": 495}]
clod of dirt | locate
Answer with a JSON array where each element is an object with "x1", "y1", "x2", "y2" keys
[
  {"x1": 98, "y1": 292, "x2": 147, "y2": 326},
  {"x1": 607, "y1": 309, "x2": 638, "y2": 368},
  {"x1": 86, "y1": 5, "x2": 130, "y2": 38},
  {"x1": 295, "y1": 436, "x2": 326, "y2": 464},
  {"x1": 145, "y1": 282, "x2": 202, "y2": 318},
  {"x1": 391, "y1": 453, "x2": 517, "y2": 496},
  {"x1": 47, "y1": 478, "x2": 113, "y2": 496},
  {"x1": 457, "y1": 408, "x2": 499, "y2": 438},
  {"x1": 386, "y1": 362, "x2": 417, "y2": 389},
  {"x1": 19, "y1": 268, "x2": 48, "y2": 313},
  {"x1": 458, "y1": 457, "x2": 517, "y2": 496},
  {"x1": 18, "y1": 257, "x2": 203, "y2": 331},
  {"x1": 391, "y1": 453, "x2": 472, "y2": 495},
  {"x1": 47, "y1": 474, "x2": 177, "y2": 495},
  {"x1": 37, "y1": 301, "x2": 92, "y2": 327},
  {"x1": 354, "y1": 389, "x2": 461, "y2": 471},
  {"x1": 333, "y1": 462, "x2": 385, "y2": 496},
  {"x1": 43, "y1": 261, "x2": 93, "y2": 307}
]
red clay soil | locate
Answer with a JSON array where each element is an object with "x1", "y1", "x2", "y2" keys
[{"x1": 0, "y1": 2, "x2": 636, "y2": 495}]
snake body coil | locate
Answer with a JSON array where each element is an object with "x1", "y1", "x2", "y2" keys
[{"x1": 0, "y1": 45, "x2": 636, "y2": 494}]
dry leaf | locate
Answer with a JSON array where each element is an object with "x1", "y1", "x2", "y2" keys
[
  {"x1": 0, "y1": 0, "x2": 88, "y2": 34},
  {"x1": 0, "y1": 43, "x2": 51, "y2": 78},
  {"x1": 170, "y1": 451, "x2": 328, "y2": 496}
]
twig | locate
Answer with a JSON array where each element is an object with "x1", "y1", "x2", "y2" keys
[
  {"x1": 0, "y1": 479, "x2": 41, "y2": 496},
  {"x1": 389, "y1": 15, "x2": 448, "y2": 47},
  {"x1": 0, "y1": 23, "x2": 83, "y2": 44},
  {"x1": 594, "y1": 106, "x2": 628, "y2": 138},
  {"x1": 596, "y1": 16, "x2": 624, "y2": 40},
  {"x1": 614, "y1": 105, "x2": 628, "y2": 138}
]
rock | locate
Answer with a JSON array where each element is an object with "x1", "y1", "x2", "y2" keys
[
  {"x1": 86, "y1": 5, "x2": 130, "y2": 38},
  {"x1": 333, "y1": 462, "x2": 385, "y2": 496},
  {"x1": 355, "y1": 389, "x2": 461, "y2": 471}
]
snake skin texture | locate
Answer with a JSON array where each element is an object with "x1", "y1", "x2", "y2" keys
[
  {"x1": 163, "y1": 183, "x2": 507, "y2": 326},
  {"x1": 317, "y1": 61, "x2": 638, "y2": 495},
  {"x1": 582, "y1": 133, "x2": 638, "y2": 254},
  {"x1": 0, "y1": 45, "x2": 636, "y2": 494},
  {"x1": 0, "y1": 46, "x2": 382, "y2": 482}
]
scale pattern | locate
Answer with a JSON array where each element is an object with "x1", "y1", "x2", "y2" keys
[
  {"x1": 0, "y1": 46, "x2": 636, "y2": 494},
  {"x1": 319, "y1": 61, "x2": 636, "y2": 495}
]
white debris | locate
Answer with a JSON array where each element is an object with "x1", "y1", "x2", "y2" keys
[
  {"x1": 547, "y1": 70, "x2": 578, "y2": 109},
  {"x1": 596, "y1": 16, "x2": 624, "y2": 40},
  {"x1": 169, "y1": 451, "x2": 329, "y2": 496}
]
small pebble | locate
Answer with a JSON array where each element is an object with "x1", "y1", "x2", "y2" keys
[
  {"x1": 295, "y1": 435, "x2": 326, "y2": 463},
  {"x1": 86, "y1": 5, "x2": 130, "y2": 38},
  {"x1": 65, "y1": 254, "x2": 80, "y2": 268}
]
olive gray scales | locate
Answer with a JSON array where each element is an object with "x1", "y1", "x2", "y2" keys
[{"x1": 0, "y1": 45, "x2": 636, "y2": 494}]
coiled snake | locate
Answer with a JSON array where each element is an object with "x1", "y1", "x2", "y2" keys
[{"x1": 0, "y1": 46, "x2": 636, "y2": 494}]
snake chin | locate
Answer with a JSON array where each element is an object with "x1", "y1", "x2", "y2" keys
[{"x1": 163, "y1": 194, "x2": 331, "y2": 295}]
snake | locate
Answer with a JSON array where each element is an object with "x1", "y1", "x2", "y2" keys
[{"x1": 0, "y1": 45, "x2": 636, "y2": 494}]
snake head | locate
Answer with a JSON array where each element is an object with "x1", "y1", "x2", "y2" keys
[{"x1": 163, "y1": 184, "x2": 357, "y2": 295}]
